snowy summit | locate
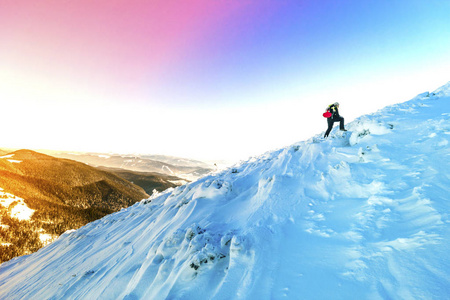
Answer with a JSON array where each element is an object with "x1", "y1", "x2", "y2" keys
[{"x1": 1, "y1": 83, "x2": 450, "y2": 299}]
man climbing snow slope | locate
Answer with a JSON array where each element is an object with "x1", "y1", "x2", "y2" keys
[{"x1": 324, "y1": 102, "x2": 347, "y2": 138}]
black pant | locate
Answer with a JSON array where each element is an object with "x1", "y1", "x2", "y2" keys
[{"x1": 324, "y1": 116, "x2": 344, "y2": 137}]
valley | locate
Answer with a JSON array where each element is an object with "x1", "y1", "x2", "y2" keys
[{"x1": 0, "y1": 149, "x2": 210, "y2": 263}]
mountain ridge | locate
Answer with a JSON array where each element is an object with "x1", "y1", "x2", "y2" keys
[
  {"x1": 44, "y1": 151, "x2": 214, "y2": 181},
  {"x1": 95, "y1": 166, "x2": 185, "y2": 195},
  {"x1": 0, "y1": 149, "x2": 149, "y2": 208}
]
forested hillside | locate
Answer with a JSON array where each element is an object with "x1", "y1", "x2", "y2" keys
[
  {"x1": 96, "y1": 166, "x2": 185, "y2": 195},
  {"x1": 0, "y1": 150, "x2": 149, "y2": 263}
]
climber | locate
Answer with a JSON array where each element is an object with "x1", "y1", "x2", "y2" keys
[{"x1": 324, "y1": 102, "x2": 347, "y2": 138}]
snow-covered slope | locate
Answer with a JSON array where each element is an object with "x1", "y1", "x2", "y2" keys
[{"x1": 1, "y1": 84, "x2": 449, "y2": 299}]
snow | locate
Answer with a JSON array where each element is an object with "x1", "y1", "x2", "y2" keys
[
  {"x1": 39, "y1": 233, "x2": 56, "y2": 246},
  {"x1": 0, "y1": 154, "x2": 21, "y2": 163},
  {"x1": 168, "y1": 180, "x2": 189, "y2": 186},
  {"x1": 0, "y1": 84, "x2": 449, "y2": 299},
  {"x1": 9, "y1": 202, "x2": 34, "y2": 221},
  {"x1": 162, "y1": 165, "x2": 174, "y2": 174},
  {"x1": 0, "y1": 191, "x2": 17, "y2": 209},
  {"x1": 0, "y1": 188, "x2": 34, "y2": 221},
  {"x1": 6, "y1": 159, "x2": 22, "y2": 164}
]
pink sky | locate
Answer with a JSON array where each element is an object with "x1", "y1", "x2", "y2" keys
[{"x1": 1, "y1": 1, "x2": 283, "y2": 105}]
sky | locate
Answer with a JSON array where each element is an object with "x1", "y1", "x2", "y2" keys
[{"x1": 1, "y1": 0, "x2": 450, "y2": 162}]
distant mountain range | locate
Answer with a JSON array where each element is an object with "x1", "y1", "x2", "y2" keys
[
  {"x1": 96, "y1": 166, "x2": 185, "y2": 195},
  {"x1": 42, "y1": 151, "x2": 214, "y2": 181}
]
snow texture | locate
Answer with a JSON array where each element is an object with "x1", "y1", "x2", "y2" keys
[{"x1": 0, "y1": 84, "x2": 449, "y2": 299}]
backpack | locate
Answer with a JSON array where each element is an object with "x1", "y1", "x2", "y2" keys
[
  {"x1": 323, "y1": 111, "x2": 332, "y2": 118},
  {"x1": 323, "y1": 105, "x2": 332, "y2": 118},
  {"x1": 323, "y1": 104, "x2": 336, "y2": 118}
]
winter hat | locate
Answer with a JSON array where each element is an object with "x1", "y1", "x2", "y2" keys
[{"x1": 334, "y1": 102, "x2": 340, "y2": 106}]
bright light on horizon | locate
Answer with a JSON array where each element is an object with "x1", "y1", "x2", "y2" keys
[{"x1": 2, "y1": 74, "x2": 447, "y2": 163}]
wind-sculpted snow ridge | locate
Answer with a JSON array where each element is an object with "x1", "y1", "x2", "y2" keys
[{"x1": 0, "y1": 83, "x2": 449, "y2": 299}]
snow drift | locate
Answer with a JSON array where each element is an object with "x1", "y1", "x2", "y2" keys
[{"x1": 1, "y1": 83, "x2": 449, "y2": 299}]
